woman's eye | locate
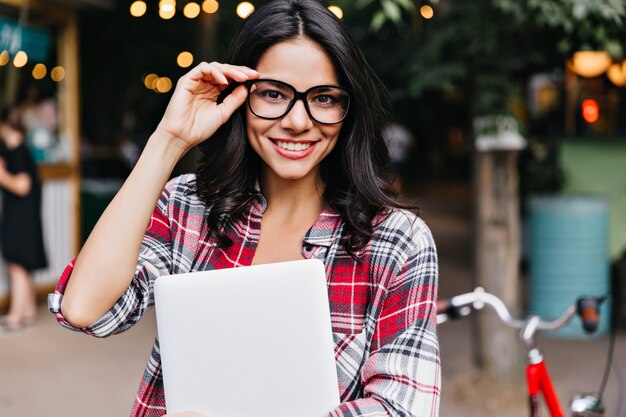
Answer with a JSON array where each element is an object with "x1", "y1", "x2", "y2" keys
[
  {"x1": 313, "y1": 95, "x2": 337, "y2": 105},
  {"x1": 261, "y1": 90, "x2": 285, "y2": 100}
]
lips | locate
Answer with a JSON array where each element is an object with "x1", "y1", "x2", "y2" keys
[
  {"x1": 269, "y1": 138, "x2": 317, "y2": 160},
  {"x1": 274, "y1": 140, "x2": 312, "y2": 151}
]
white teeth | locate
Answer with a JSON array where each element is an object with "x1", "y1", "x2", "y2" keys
[{"x1": 275, "y1": 141, "x2": 311, "y2": 151}]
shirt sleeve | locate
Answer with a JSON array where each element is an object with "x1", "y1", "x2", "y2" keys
[
  {"x1": 47, "y1": 183, "x2": 175, "y2": 338},
  {"x1": 329, "y1": 222, "x2": 440, "y2": 417}
]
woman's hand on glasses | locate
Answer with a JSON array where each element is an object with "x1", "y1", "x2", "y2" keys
[{"x1": 155, "y1": 61, "x2": 259, "y2": 154}]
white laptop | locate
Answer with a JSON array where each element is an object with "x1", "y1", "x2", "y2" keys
[{"x1": 154, "y1": 259, "x2": 340, "y2": 417}]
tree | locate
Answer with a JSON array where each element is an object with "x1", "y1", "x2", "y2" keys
[
  {"x1": 341, "y1": 0, "x2": 626, "y2": 402},
  {"x1": 344, "y1": 0, "x2": 626, "y2": 115}
]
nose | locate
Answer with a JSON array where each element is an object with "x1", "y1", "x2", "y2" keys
[{"x1": 280, "y1": 98, "x2": 314, "y2": 132}]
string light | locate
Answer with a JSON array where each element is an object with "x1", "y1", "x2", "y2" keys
[
  {"x1": 144, "y1": 73, "x2": 159, "y2": 90},
  {"x1": 32, "y1": 63, "x2": 47, "y2": 79},
  {"x1": 202, "y1": 0, "x2": 219, "y2": 14},
  {"x1": 236, "y1": 2, "x2": 254, "y2": 19},
  {"x1": 420, "y1": 5, "x2": 434, "y2": 19},
  {"x1": 143, "y1": 73, "x2": 173, "y2": 93},
  {"x1": 177, "y1": 51, "x2": 194, "y2": 68},
  {"x1": 156, "y1": 77, "x2": 173, "y2": 93},
  {"x1": 159, "y1": 0, "x2": 176, "y2": 19},
  {"x1": 184, "y1": 2, "x2": 201, "y2": 18},
  {"x1": 130, "y1": 0, "x2": 147, "y2": 17},
  {"x1": 328, "y1": 5, "x2": 343, "y2": 19},
  {"x1": 0, "y1": 50, "x2": 9, "y2": 66},
  {"x1": 51, "y1": 66, "x2": 66, "y2": 82},
  {"x1": 131, "y1": 0, "x2": 221, "y2": 17},
  {"x1": 13, "y1": 51, "x2": 28, "y2": 68},
  {"x1": 160, "y1": 0, "x2": 175, "y2": 12}
]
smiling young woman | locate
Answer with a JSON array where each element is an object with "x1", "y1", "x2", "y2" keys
[{"x1": 49, "y1": 1, "x2": 440, "y2": 416}]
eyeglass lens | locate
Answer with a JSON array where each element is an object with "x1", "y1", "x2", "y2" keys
[{"x1": 248, "y1": 80, "x2": 349, "y2": 124}]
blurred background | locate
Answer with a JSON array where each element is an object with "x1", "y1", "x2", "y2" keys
[{"x1": 0, "y1": 0, "x2": 625, "y2": 416}]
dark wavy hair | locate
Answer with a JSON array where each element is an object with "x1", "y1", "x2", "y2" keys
[{"x1": 192, "y1": 0, "x2": 410, "y2": 254}]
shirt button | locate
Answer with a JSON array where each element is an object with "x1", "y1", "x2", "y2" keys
[{"x1": 304, "y1": 243, "x2": 313, "y2": 252}]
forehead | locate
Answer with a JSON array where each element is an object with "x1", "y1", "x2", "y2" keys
[{"x1": 255, "y1": 38, "x2": 339, "y2": 89}]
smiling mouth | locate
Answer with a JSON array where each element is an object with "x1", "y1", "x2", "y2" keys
[{"x1": 273, "y1": 140, "x2": 313, "y2": 151}]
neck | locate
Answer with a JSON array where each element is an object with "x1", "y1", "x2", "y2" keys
[{"x1": 260, "y1": 170, "x2": 326, "y2": 219}]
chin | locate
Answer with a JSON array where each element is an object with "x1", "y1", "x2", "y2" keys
[
  {"x1": 267, "y1": 164, "x2": 318, "y2": 182},
  {"x1": 276, "y1": 171, "x2": 311, "y2": 181}
]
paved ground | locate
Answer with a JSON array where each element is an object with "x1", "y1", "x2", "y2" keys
[{"x1": 1, "y1": 186, "x2": 624, "y2": 417}]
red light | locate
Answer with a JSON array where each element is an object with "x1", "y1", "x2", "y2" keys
[{"x1": 582, "y1": 99, "x2": 600, "y2": 124}]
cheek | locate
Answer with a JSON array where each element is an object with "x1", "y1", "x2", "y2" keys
[
  {"x1": 321, "y1": 125, "x2": 342, "y2": 151},
  {"x1": 246, "y1": 111, "x2": 271, "y2": 143}
]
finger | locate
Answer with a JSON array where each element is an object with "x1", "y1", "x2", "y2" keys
[
  {"x1": 220, "y1": 63, "x2": 259, "y2": 78},
  {"x1": 182, "y1": 62, "x2": 228, "y2": 86},
  {"x1": 217, "y1": 84, "x2": 249, "y2": 123},
  {"x1": 193, "y1": 62, "x2": 253, "y2": 85},
  {"x1": 197, "y1": 63, "x2": 229, "y2": 85},
  {"x1": 210, "y1": 62, "x2": 253, "y2": 83}
]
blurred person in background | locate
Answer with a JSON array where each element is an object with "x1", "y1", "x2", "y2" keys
[
  {"x1": 382, "y1": 122, "x2": 415, "y2": 193},
  {"x1": 0, "y1": 111, "x2": 47, "y2": 332},
  {"x1": 48, "y1": 0, "x2": 439, "y2": 416}
]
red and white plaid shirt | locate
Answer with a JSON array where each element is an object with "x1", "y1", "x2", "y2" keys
[{"x1": 49, "y1": 174, "x2": 440, "y2": 417}]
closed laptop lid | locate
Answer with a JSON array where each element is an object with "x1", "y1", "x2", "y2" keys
[{"x1": 154, "y1": 259, "x2": 340, "y2": 417}]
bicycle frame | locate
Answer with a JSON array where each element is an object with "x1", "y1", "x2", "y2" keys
[
  {"x1": 437, "y1": 287, "x2": 605, "y2": 417},
  {"x1": 527, "y1": 353, "x2": 564, "y2": 417}
]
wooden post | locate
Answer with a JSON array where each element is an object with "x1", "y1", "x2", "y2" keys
[
  {"x1": 472, "y1": 114, "x2": 526, "y2": 384},
  {"x1": 473, "y1": 149, "x2": 523, "y2": 381}
]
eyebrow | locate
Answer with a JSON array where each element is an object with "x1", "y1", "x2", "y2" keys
[
  {"x1": 310, "y1": 86, "x2": 339, "y2": 93},
  {"x1": 251, "y1": 79, "x2": 343, "y2": 90}
]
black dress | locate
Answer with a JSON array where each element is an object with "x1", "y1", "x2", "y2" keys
[{"x1": 1, "y1": 143, "x2": 47, "y2": 271}]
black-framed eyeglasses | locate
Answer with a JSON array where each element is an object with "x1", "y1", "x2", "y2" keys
[{"x1": 245, "y1": 79, "x2": 351, "y2": 125}]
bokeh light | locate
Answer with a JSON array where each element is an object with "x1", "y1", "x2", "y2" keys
[
  {"x1": 13, "y1": 51, "x2": 28, "y2": 68},
  {"x1": 569, "y1": 51, "x2": 612, "y2": 78},
  {"x1": 177, "y1": 51, "x2": 194, "y2": 68},
  {"x1": 160, "y1": 0, "x2": 175, "y2": 11},
  {"x1": 144, "y1": 73, "x2": 159, "y2": 90},
  {"x1": 0, "y1": 50, "x2": 9, "y2": 66},
  {"x1": 159, "y1": 0, "x2": 176, "y2": 18},
  {"x1": 202, "y1": 0, "x2": 219, "y2": 14},
  {"x1": 582, "y1": 99, "x2": 600, "y2": 124},
  {"x1": 420, "y1": 5, "x2": 434, "y2": 19},
  {"x1": 160, "y1": 8, "x2": 176, "y2": 19},
  {"x1": 328, "y1": 5, "x2": 343, "y2": 19},
  {"x1": 32, "y1": 63, "x2": 47, "y2": 79},
  {"x1": 156, "y1": 77, "x2": 173, "y2": 93},
  {"x1": 236, "y1": 2, "x2": 254, "y2": 19},
  {"x1": 130, "y1": 0, "x2": 147, "y2": 17},
  {"x1": 607, "y1": 61, "x2": 626, "y2": 87},
  {"x1": 184, "y1": 2, "x2": 201, "y2": 18},
  {"x1": 51, "y1": 66, "x2": 66, "y2": 82}
]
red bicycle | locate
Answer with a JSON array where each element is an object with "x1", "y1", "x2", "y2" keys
[{"x1": 437, "y1": 287, "x2": 611, "y2": 417}]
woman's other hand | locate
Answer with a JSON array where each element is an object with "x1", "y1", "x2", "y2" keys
[{"x1": 155, "y1": 62, "x2": 258, "y2": 154}]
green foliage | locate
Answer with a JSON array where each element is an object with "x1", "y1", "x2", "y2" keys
[
  {"x1": 493, "y1": 0, "x2": 625, "y2": 26},
  {"x1": 346, "y1": 0, "x2": 532, "y2": 116},
  {"x1": 492, "y1": 0, "x2": 626, "y2": 55},
  {"x1": 345, "y1": 0, "x2": 626, "y2": 117},
  {"x1": 356, "y1": 0, "x2": 415, "y2": 29}
]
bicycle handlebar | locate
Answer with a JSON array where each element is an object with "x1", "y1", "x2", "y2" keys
[{"x1": 437, "y1": 287, "x2": 605, "y2": 336}]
